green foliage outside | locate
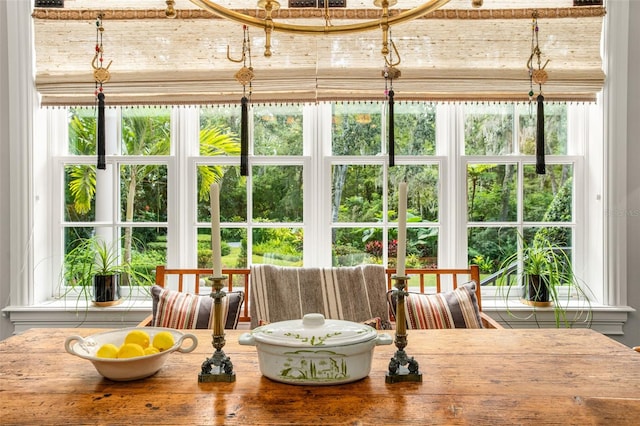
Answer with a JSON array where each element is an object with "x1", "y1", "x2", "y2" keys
[{"x1": 62, "y1": 103, "x2": 573, "y2": 286}]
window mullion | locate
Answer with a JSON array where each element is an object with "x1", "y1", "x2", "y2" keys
[
  {"x1": 174, "y1": 107, "x2": 198, "y2": 267},
  {"x1": 437, "y1": 103, "x2": 461, "y2": 267}
]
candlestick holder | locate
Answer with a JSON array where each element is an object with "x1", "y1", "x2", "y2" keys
[
  {"x1": 199, "y1": 275, "x2": 235, "y2": 382},
  {"x1": 386, "y1": 275, "x2": 422, "y2": 383}
]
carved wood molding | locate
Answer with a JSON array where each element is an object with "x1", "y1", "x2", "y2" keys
[{"x1": 32, "y1": 6, "x2": 606, "y2": 21}]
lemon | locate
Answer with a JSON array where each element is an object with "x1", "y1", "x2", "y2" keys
[
  {"x1": 124, "y1": 330, "x2": 150, "y2": 349},
  {"x1": 96, "y1": 343, "x2": 119, "y2": 359},
  {"x1": 152, "y1": 331, "x2": 175, "y2": 351},
  {"x1": 117, "y1": 343, "x2": 145, "y2": 358},
  {"x1": 144, "y1": 346, "x2": 160, "y2": 356}
]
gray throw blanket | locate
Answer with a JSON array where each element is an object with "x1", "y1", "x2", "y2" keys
[{"x1": 250, "y1": 264, "x2": 391, "y2": 329}]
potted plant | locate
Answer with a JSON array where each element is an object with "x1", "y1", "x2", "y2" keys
[
  {"x1": 497, "y1": 232, "x2": 592, "y2": 328},
  {"x1": 61, "y1": 235, "x2": 149, "y2": 307}
]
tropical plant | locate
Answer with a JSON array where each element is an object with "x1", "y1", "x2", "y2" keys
[
  {"x1": 60, "y1": 235, "x2": 154, "y2": 305},
  {"x1": 496, "y1": 232, "x2": 592, "y2": 328}
]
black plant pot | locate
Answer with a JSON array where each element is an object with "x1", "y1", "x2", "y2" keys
[
  {"x1": 527, "y1": 274, "x2": 549, "y2": 303},
  {"x1": 92, "y1": 274, "x2": 121, "y2": 306}
]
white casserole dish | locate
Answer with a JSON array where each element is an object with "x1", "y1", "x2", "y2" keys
[{"x1": 239, "y1": 313, "x2": 392, "y2": 385}]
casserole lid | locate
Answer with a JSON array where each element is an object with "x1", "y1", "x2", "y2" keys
[{"x1": 251, "y1": 313, "x2": 378, "y2": 347}]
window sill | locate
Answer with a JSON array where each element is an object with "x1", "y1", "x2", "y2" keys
[
  {"x1": 2, "y1": 299, "x2": 634, "y2": 337},
  {"x1": 2, "y1": 298, "x2": 153, "y2": 334},
  {"x1": 480, "y1": 299, "x2": 635, "y2": 335}
]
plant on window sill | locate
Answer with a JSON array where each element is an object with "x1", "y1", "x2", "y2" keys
[
  {"x1": 496, "y1": 233, "x2": 592, "y2": 328},
  {"x1": 58, "y1": 235, "x2": 153, "y2": 315}
]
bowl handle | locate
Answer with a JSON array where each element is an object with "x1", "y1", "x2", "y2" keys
[
  {"x1": 64, "y1": 335, "x2": 89, "y2": 356},
  {"x1": 175, "y1": 333, "x2": 198, "y2": 353},
  {"x1": 238, "y1": 332, "x2": 256, "y2": 346},
  {"x1": 375, "y1": 333, "x2": 394, "y2": 346}
]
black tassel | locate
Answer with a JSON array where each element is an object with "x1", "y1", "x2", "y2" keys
[
  {"x1": 97, "y1": 92, "x2": 106, "y2": 170},
  {"x1": 388, "y1": 89, "x2": 395, "y2": 167},
  {"x1": 536, "y1": 94, "x2": 545, "y2": 175},
  {"x1": 240, "y1": 96, "x2": 248, "y2": 176}
]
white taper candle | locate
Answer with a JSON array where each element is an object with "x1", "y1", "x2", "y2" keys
[{"x1": 210, "y1": 182, "x2": 223, "y2": 276}]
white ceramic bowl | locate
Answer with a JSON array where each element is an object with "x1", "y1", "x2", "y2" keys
[
  {"x1": 239, "y1": 313, "x2": 392, "y2": 385},
  {"x1": 65, "y1": 327, "x2": 198, "y2": 381}
]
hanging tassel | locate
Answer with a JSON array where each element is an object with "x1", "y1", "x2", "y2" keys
[
  {"x1": 535, "y1": 94, "x2": 545, "y2": 175},
  {"x1": 97, "y1": 92, "x2": 106, "y2": 170},
  {"x1": 388, "y1": 89, "x2": 395, "y2": 167},
  {"x1": 240, "y1": 96, "x2": 249, "y2": 176}
]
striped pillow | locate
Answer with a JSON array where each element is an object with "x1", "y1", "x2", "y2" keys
[
  {"x1": 388, "y1": 282, "x2": 483, "y2": 329},
  {"x1": 151, "y1": 285, "x2": 244, "y2": 330}
]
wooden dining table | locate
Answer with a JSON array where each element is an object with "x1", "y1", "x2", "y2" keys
[{"x1": 1, "y1": 327, "x2": 639, "y2": 425}]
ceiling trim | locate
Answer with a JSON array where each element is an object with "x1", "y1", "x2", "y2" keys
[{"x1": 32, "y1": 6, "x2": 606, "y2": 21}]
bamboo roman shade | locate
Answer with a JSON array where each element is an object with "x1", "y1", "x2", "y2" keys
[{"x1": 31, "y1": 0, "x2": 605, "y2": 106}]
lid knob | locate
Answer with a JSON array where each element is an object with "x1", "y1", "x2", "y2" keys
[{"x1": 302, "y1": 313, "x2": 325, "y2": 327}]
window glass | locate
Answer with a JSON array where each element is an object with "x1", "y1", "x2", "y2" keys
[
  {"x1": 517, "y1": 103, "x2": 568, "y2": 155},
  {"x1": 121, "y1": 107, "x2": 171, "y2": 156},
  {"x1": 64, "y1": 164, "x2": 96, "y2": 222},
  {"x1": 333, "y1": 227, "x2": 377, "y2": 267},
  {"x1": 196, "y1": 165, "x2": 247, "y2": 223},
  {"x1": 523, "y1": 164, "x2": 573, "y2": 222},
  {"x1": 200, "y1": 105, "x2": 241, "y2": 155},
  {"x1": 119, "y1": 164, "x2": 167, "y2": 222},
  {"x1": 332, "y1": 164, "x2": 382, "y2": 223},
  {"x1": 468, "y1": 226, "x2": 518, "y2": 278},
  {"x1": 394, "y1": 103, "x2": 436, "y2": 156},
  {"x1": 389, "y1": 165, "x2": 439, "y2": 222},
  {"x1": 253, "y1": 105, "x2": 303, "y2": 156},
  {"x1": 61, "y1": 226, "x2": 101, "y2": 288},
  {"x1": 120, "y1": 227, "x2": 167, "y2": 284},
  {"x1": 389, "y1": 227, "x2": 439, "y2": 270},
  {"x1": 467, "y1": 163, "x2": 518, "y2": 222},
  {"x1": 464, "y1": 104, "x2": 514, "y2": 155},
  {"x1": 197, "y1": 227, "x2": 247, "y2": 269},
  {"x1": 252, "y1": 227, "x2": 303, "y2": 265},
  {"x1": 332, "y1": 103, "x2": 382, "y2": 156},
  {"x1": 68, "y1": 108, "x2": 96, "y2": 155},
  {"x1": 253, "y1": 165, "x2": 304, "y2": 222}
]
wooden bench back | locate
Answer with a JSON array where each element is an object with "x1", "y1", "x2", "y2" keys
[
  {"x1": 154, "y1": 266, "x2": 251, "y2": 323},
  {"x1": 150, "y1": 265, "x2": 499, "y2": 328}
]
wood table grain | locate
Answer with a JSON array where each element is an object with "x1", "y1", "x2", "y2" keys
[{"x1": 1, "y1": 328, "x2": 639, "y2": 425}]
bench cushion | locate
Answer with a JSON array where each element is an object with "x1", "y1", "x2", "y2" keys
[
  {"x1": 151, "y1": 285, "x2": 244, "y2": 329},
  {"x1": 387, "y1": 282, "x2": 483, "y2": 329}
]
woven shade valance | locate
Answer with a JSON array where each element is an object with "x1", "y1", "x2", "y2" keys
[{"x1": 32, "y1": 0, "x2": 605, "y2": 106}]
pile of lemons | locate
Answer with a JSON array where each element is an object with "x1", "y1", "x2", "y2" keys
[{"x1": 96, "y1": 330, "x2": 175, "y2": 359}]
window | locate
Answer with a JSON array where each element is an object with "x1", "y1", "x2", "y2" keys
[
  {"x1": 46, "y1": 101, "x2": 598, "y2": 301},
  {"x1": 56, "y1": 107, "x2": 170, "y2": 293},
  {"x1": 464, "y1": 104, "x2": 579, "y2": 284}
]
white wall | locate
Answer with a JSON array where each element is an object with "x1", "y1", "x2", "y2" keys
[
  {"x1": 620, "y1": 0, "x2": 640, "y2": 347},
  {"x1": 0, "y1": 0, "x2": 13, "y2": 339}
]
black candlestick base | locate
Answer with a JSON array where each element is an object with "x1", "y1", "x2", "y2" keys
[
  {"x1": 198, "y1": 348, "x2": 235, "y2": 382},
  {"x1": 385, "y1": 275, "x2": 422, "y2": 383},
  {"x1": 198, "y1": 275, "x2": 235, "y2": 383}
]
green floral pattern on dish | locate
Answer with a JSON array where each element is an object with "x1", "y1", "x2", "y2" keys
[
  {"x1": 283, "y1": 331, "x2": 343, "y2": 346},
  {"x1": 279, "y1": 350, "x2": 349, "y2": 381}
]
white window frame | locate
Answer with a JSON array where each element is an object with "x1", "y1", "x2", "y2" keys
[{"x1": 38, "y1": 101, "x2": 599, "y2": 303}]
